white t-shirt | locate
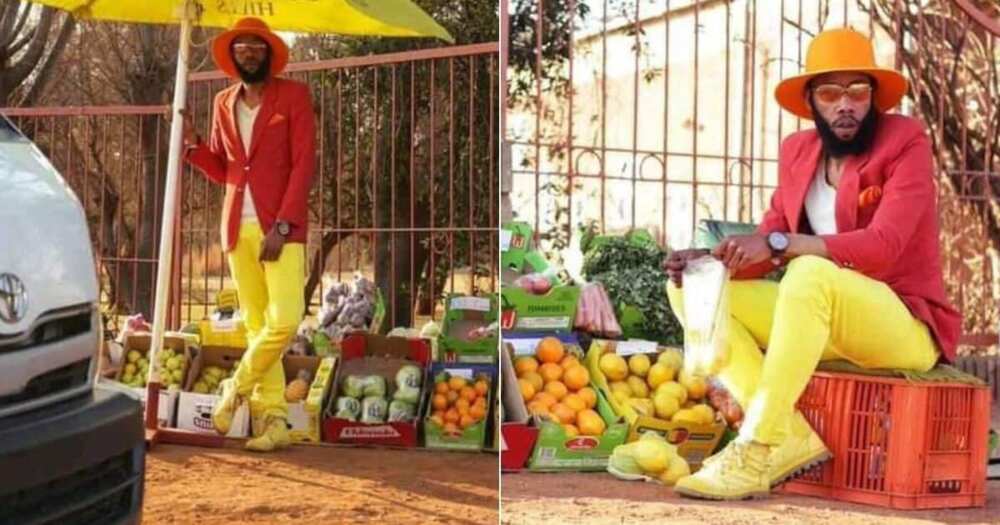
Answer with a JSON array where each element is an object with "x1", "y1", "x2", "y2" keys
[
  {"x1": 236, "y1": 98, "x2": 260, "y2": 222},
  {"x1": 805, "y1": 159, "x2": 838, "y2": 235}
]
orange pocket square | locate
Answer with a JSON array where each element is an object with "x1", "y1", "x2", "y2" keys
[
  {"x1": 268, "y1": 113, "x2": 287, "y2": 126},
  {"x1": 858, "y1": 186, "x2": 882, "y2": 208}
]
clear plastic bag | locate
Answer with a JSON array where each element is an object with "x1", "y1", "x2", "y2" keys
[{"x1": 682, "y1": 256, "x2": 730, "y2": 376}]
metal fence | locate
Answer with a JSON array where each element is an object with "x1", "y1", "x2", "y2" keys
[
  {"x1": 5, "y1": 42, "x2": 500, "y2": 335},
  {"x1": 503, "y1": 0, "x2": 1000, "y2": 352}
]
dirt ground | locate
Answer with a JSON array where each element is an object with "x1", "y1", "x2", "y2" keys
[
  {"x1": 144, "y1": 442, "x2": 498, "y2": 524},
  {"x1": 502, "y1": 473, "x2": 1000, "y2": 525}
]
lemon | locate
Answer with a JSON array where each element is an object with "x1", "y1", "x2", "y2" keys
[
  {"x1": 646, "y1": 363, "x2": 676, "y2": 390},
  {"x1": 656, "y1": 381, "x2": 688, "y2": 405},
  {"x1": 628, "y1": 354, "x2": 651, "y2": 377},
  {"x1": 653, "y1": 392, "x2": 680, "y2": 419},
  {"x1": 627, "y1": 375, "x2": 650, "y2": 398},
  {"x1": 599, "y1": 353, "x2": 629, "y2": 381}
]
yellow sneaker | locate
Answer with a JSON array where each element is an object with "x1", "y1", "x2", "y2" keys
[
  {"x1": 767, "y1": 413, "x2": 831, "y2": 486},
  {"x1": 245, "y1": 417, "x2": 291, "y2": 452},
  {"x1": 674, "y1": 441, "x2": 771, "y2": 500},
  {"x1": 212, "y1": 378, "x2": 243, "y2": 435}
]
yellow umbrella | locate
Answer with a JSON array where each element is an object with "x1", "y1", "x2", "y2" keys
[{"x1": 25, "y1": 0, "x2": 452, "y2": 443}]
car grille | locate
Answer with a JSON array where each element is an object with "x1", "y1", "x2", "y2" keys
[
  {"x1": 0, "y1": 358, "x2": 91, "y2": 410},
  {"x1": 0, "y1": 450, "x2": 138, "y2": 525},
  {"x1": 0, "y1": 305, "x2": 93, "y2": 353}
]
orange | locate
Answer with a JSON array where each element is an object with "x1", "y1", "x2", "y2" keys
[
  {"x1": 532, "y1": 392, "x2": 557, "y2": 409},
  {"x1": 444, "y1": 408, "x2": 460, "y2": 423},
  {"x1": 443, "y1": 422, "x2": 460, "y2": 435},
  {"x1": 447, "y1": 391, "x2": 459, "y2": 403},
  {"x1": 560, "y1": 355, "x2": 581, "y2": 369},
  {"x1": 514, "y1": 356, "x2": 539, "y2": 376},
  {"x1": 536, "y1": 337, "x2": 565, "y2": 364},
  {"x1": 562, "y1": 424, "x2": 580, "y2": 438},
  {"x1": 562, "y1": 393, "x2": 586, "y2": 412},
  {"x1": 577, "y1": 409, "x2": 606, "y2": 436},
  {"x1": 527, "y1": 401, "x2": 550, "y2": 417},
  {"x1": 563, "y1": 365, "x2": 591, "y2": 391},
  {"x1": 518, "y1": 379, "x2": 536, "y2": 402},
  {"x1": 474, "y1": 379, "x2": 489, "y2": 397},
  {"x1": 460, "y1": 414, "x2": 477, "y2": 429},
  {"x1": 461, "y1": 386, "x2": 478, "y2": 402},
  {"x1": 550, "y1": 402, "x2": 577, "y2": 425},
  {"x1": 455, "y1": 398, "x2": 471, "y2": 415},
  {"x1": 432, "y1": 394, "x2": 448, "y2": 410},
  {"x1": 449, "y1": 376, "x2": 468, "y2": 391},
  {"x1": 539, "y1": 363, "x2": 564, "y2": 383},
  {"x1": 578, "y1": 387, "x2": 598, "y2": 408},
  {"x1": 435, "y1": 382, "x2": 450, "y2": 395},
  {"x1": 521, "y1": 371, "x2": 544, "y2": 392},
  {"x1": 470, "y1": 403, "x2": 487, "y2": 421},
  {"x1": 544, "y1": 381, "x2": 568, "y2": 401}
]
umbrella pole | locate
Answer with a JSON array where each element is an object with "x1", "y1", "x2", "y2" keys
[{"x1": 146, "y1": 4, "x2": 223, "y2": 449}]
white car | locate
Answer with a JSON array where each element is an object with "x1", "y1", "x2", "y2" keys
[{"x1": 0, "y1": 114, "x2": 144, "y2": 524}]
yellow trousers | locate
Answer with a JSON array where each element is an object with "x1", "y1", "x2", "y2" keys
[
  {"x1": 227, "y1": 220, "x2": 305, "y2": 420},
  {"x1": 667, "y1": 255, "x2": 938, "y2": 445}
]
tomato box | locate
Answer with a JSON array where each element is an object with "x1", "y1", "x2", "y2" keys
[
  {"x1": 501, "y1": 221, "x2": 535, "y2": 274},
  {"x1": 422, "y1": 362, "x2": 496, "y2": 451},
  {"x1": 321, "y1": 333, "x2": 431, "y2": 447},
  {"x1": 586, "y1": 339, "x2": 726, "y2": 471},
  {"x1": 500, "y1": 284, "x2": 581, "y2": 333},
  {"x1": 284, "y1": 355, "x2": 338, "y2": 443},
  {"x1": 439, "y1": 294, "x2": 499, "y2": 363},
  {"x1": 176, "y1": 345, "x2": 250, "y2": 438}
]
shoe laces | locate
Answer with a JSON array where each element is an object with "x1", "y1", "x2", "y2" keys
[{"x1": 717, "y1": 442, "x2": 768, "y2": 476}]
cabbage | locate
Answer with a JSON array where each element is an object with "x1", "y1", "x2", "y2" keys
[
  {"x1": 362, "y1": 375, "x2": 387, "y2": 398},
  {"x1": 335, "y1": 396, "x2": 361, "y2": 421},
  {"x1": 361, "y1": 396, "x2": 388, "y2": 423},
  {"x1": 341, "y1": 375, "x2": 365, "y2": 399},
  {"x1": 388, "y1": 400, "x2": 416, "y2": 422},
  {"x1": 606, "y1": 441, "x2": 645, "y2": 480},
  {"x1": 393, "y1": 365, "x2": 423, "y2": 404}
]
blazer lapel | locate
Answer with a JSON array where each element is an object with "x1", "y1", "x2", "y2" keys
[
  {"x1": 835, "y1": 149, "x2": 872, "y2": 233},
  {"x1": 222, "y1": 85, "x2": 247, "y2": 163},
  {"x1": 247, "y1": 80, "x2": 278, "y2": 161},
  {"x1": 787, "y1": 137, "x2": 823, "y2": 234}
]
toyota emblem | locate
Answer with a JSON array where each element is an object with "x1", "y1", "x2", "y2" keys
[{"x1": 0, "y1": 273, "x2": 28, "y2": 324}]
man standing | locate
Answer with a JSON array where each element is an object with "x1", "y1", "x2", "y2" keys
[
  {"x1": 664, "y1": 28, "x2": 961, "y2": 498},
  {"x1": 183, "y1": 17, "x2": 315, "y2": 452}
]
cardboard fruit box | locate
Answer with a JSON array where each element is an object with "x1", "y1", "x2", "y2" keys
[
  {"x1": 440, "y1": 294, "x2": 499, "y2": 363},
  {"x1": 500, "y1": 342, "x2": 538, "y2": 471},
  {"x1": 284, "y1": 355, "x2": 338, "y2": 443},
  {"x1": 500, "y1": 283, "x2": 581, "y2": 333},
  {"x1": 175, "y1": 345, "x2": 250, "y2": 438},
  {"x1": 586, "y1": 339, "x2": 726, "y2": 471},
  {"x1": 503, "y1": 337, "x2": 629, "y2": 471},
  {"x1": 500, "y1": 221, "x2": 535, "y2": 274},
  {"x1": 422, "y1": 362, "x2": 496, "y2": 451},
  {"x1": 115, "y1": 333, "x2": 195, "y2": 427},
  {"x1": 321, "y1": 333, "x2": 431, "y2": 447}
]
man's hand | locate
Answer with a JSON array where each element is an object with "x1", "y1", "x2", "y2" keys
[
  {"x1": 663, "y1": 248, "x2": 710, "y2": 288},
  {"x1": 259, "y1": 228, "x2": 286, "y2": 262},
  {"x1": 712, "y1": 234, "x2": 771, "y2": 271}
]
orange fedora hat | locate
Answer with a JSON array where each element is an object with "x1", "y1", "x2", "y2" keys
[
  {"x1": 775, "y1": 28, "x2": 907, "y2": 119},
  {"x1": 212, "y1": 17, "x2": 289, "y2": 79}
]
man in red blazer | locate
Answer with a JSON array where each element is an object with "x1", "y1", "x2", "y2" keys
[
  {"x1": 665, "y1": 29, "x2": 962, "y2": 499},
  {"x1": 183, "y1": 17, "x2": 315, "y2": 452}
]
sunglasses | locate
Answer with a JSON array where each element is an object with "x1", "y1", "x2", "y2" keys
[
  {"x1": 812, "y1": 83, "x2": 873, "y2": 104},
  {"x1": 232, "y1": 42, "x2": 269, "y2": 55}
]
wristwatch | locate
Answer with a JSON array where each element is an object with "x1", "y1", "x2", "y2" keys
[
  {"x1": 766, "y1": 232, "x2": 789, "y2": 264},
  {"x1": 275, "y1": 221, "x2": 291, "y2": 237}
]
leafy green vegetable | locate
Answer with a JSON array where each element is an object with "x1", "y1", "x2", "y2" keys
[{"x1": 581, "y1": 234, "x2": 683, "y2": 345}]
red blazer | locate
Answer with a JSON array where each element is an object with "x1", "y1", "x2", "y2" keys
[
  {"x1": 185, "y1": 77, "x2": 315, "y2": 251},
  {"x1": 744, "y1": 114, "x2": 962, "y2": 362}
]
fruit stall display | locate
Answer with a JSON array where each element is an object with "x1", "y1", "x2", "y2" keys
[{"x1": 424, "y1": 364, "x2": 496, "y2": 450}]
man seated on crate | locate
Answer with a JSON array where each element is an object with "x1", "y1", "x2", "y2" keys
[
  {"x1": 181, "y1": 18, "x2": 316, "y2": 452},
  {"x1": 662, "y1": 28, "x2": 961, "y2": 500}
]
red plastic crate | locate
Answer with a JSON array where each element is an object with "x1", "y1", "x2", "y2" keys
[{"x1": 781, "y1": 371, "x2": 991, "y2": 509}]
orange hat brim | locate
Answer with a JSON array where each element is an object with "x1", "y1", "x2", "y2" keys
[
  {"x1": 775, "y1": 67, "x2": 908, "y2": 119},
  {"x1": 212, "y1": 26, "x2": 289, "y2": 79}
]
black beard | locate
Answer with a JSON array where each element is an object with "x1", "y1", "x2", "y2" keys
[
  {"x1": 809, "y1": 98, "x2": 879, "y2": 158},
  {"x1": 235, "y1": 53, "x2": 270, "y2": 84}
]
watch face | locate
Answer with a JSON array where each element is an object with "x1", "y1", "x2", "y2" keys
[{"x1": 768, "y1": 232, "x2": 789, "y2": 251}]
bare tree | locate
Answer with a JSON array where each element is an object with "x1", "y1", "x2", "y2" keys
[{"x1": 0, "y1": 1, "x2": 75, "y2": 106}]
